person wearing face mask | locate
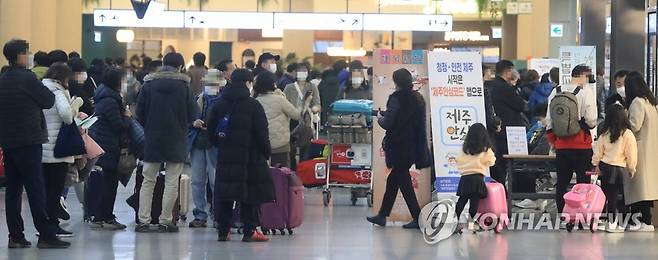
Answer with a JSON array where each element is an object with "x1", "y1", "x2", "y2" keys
[
  {"x1": 216, "y1": 59, "x2": 236, "y2": 86},
  {"x1": 276, "y1": 63, "x2": 297, "y2": 91},
  {"x1": 207, "y1": 69, "x2": 275, "y2": 242},
  {"x1": 283, "y1": 63, "x2": 321, "y2": 170},
  {"x1": 337, "y1": 67, "x2": 372, "y2": 100},
  {"x1": 604, "y1": 70, "x2": 629, "y2": 112},
  {"x1": 487, "y1": 60, "x2": 528, "y2": 185},
  {"x1": 251, "y1": 52, "x2": 280, "y2": 80},
  {"x1": 187, "y1": 69, "x2": 224, "y2": 228},
  {"x1": 135, "y1": 52, "x2": 198, "y2": 233},
  {"x1": 68, "y1": 58, "x2": 96, "y2": 116},
  {"x1": 545, "y1": 65, "x2": 598, "y2": 219}
]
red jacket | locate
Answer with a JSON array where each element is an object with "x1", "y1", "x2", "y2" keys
[{"x1": 546, "y1": 129, "x2": 593, "y2": 150}]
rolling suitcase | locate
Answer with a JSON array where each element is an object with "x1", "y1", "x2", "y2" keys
[
  {"x1": 126, "y1": 170, "x2": 181, "y2": 224},
  {"x1": 261, "y1": 167, "x2": 305, "y2": 235},
  {"x1": 83, "y1": 169, "x2": 104, "y2": 221},
  {"x1": 476, "y1": 182, "x2": 509, "y2": 233},
  {"x1": 331, "y1": 99, "x2": 373, "y2": 115},
  {"x1": 179, "y1": 174, "x2": 191, "y2": 221},
  {"x1": 562, "y1": 183, "x2": 606, "y2": 232}
]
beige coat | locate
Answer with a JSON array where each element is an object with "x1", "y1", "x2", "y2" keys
[
  {"x1": 255, "y1": 91, "x2": 300, "y2": 151},
  {"x1": 624, "y1": 97, "x2": 658, "y2": 205}
]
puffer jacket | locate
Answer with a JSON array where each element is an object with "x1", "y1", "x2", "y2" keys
[
  {"x1": 42, "y1": 78, "x2": 75, "y2": 163},
  {"x1": 528, "y1": 82, "x2": 555, "y2": 112},
  {"x1": 255, "y1": 91, "x2": 300, "y2": 151},
  {"x1": 90, "y1": 84, "x2": 130, "y2": 170}
]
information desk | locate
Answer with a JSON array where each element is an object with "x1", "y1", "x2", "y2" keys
[{"x1": 503, "y1": 155, "x2": 556, "y2": 210}]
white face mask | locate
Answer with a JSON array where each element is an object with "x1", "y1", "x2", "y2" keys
[
  {"x1": 617, "y1": 86, "x2": 626, "y2": 98},
  {"x1": 218, "y1": 79, "x2": 227, "y2": 87},
  {"x1": 205, "y1": 86, "x2": 220, "y2": 96},
  {"x1": 352, "y1": 77, "x2": 364, "y2": 86},
  {"x1": 76, "y1": 72, "x2": 88, "y2": 83},
  {"x1": 297, "y1": 72, "x2": 308, "y2": 81},
  {"x1": 268, "y1": 63, "x2": 277, "y2": 73}
]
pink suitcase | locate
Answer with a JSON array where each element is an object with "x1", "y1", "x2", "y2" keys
[
  {"x1": 562, "y1": 183, "x2": 606, "y2": 232},
  {"x1": 260, "y1": 167, "x2": 304, "y2": 235},
  {"x1": 476, "y1": 182, "x2": 509, "y2": 233}
]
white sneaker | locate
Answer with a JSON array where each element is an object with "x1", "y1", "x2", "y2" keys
[
  {"x1": 537, "y1": 200, "x2": 549, "y2": 212},
  {"x1": 636, "y1": 223, "x2": 655, "y2": 232},
  {"x1": 514, "y1": 199, "x2": 538, "y2": 209},
  {"x1": 559, "y1": 222, "x2": 567, "y2": 230},
  {"x1": 605, "y1": 221, "x2": 624, "y2": 233},
  {"x1": 597, "y1": 220, "x2": 607, "y2": 231}
]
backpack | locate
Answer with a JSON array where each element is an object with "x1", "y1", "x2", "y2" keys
[{"x1": 550, "y1": 86, "x2": 582, "y2": 137}]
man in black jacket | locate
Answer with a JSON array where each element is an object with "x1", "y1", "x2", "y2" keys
[
  {"x1": 0, "y1": 39, "x2": 70, "y2": 248},
  {"x1": 135, "y1": 52, "x2": 198, "y2": 233},
  {"x1": 487, "y1": 60, "x2": 528, "y2": 184}
]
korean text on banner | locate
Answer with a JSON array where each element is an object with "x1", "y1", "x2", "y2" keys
[{"x1": 427, "y1": 52, "x2": 486, "y2": 194}]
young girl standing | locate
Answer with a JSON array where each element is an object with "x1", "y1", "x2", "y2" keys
[
  {"x1": 592, "y1": 104, "x2": 638, "y2": 233},
  {"x1": 455, "y1": 123, "x2": 496, "y2": 232}
]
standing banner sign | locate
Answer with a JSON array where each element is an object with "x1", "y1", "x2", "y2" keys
[
  {"x1": 372, "y1": 49, "x2": 432, "y2": 221},
  {"x1": 528, "y1": 58, "x2": 561, "y2": 77},
  {"x1": 427, "y1": 52, "x2": 486, "y2": 194}
]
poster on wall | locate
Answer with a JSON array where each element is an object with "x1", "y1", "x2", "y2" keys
[
  {"x1": 427, "y1": 52, "x2": 486, "y2": 195},
  {"x1": 528, "y1": 58, "x2": 561, "y2": 77},
  {"x1": 372, "y1": 49, "x2": 432, "y2": 221},
  {"x1": 559, "y1": 46, "x2": 596, "y2": 84}
]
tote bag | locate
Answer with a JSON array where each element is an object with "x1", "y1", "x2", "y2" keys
[
  {"x1": 53, "y1": 123, "x2": 86, "y2": 158},
  {"x1": 82, "y1": 132, "x2": 105, "y2": 159}
]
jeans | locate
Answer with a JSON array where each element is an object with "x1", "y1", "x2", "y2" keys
[
  {"x1": 216, "y1": 200, "x2": 259, "y2": 237},
  {"x1": 4, "y1": 145, "x2": 57, "y2": 239},
  {"x1": 43, "y1": 163, "x2": 68, "y2": 226},
  {"x1": 96, "y1": 168, "x2": 119, "y2": 222},
  {"x1": 378, "y1": 162, "x2": 421, "y2": 219},
  {"x1": 139, "y1": 162, "x2": 183, "y2": 224},
  {"x1": 555, "y1": 149, "x2": 593, "y2": 213},
  {"x1": 190, "y1": 148, "x2": 217, "y2": 221}
]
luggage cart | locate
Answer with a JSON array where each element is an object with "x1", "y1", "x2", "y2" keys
[{"x1": 321, "y1": 125, "x2": 373, "y2": 207}]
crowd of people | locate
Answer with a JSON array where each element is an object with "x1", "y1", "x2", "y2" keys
[
  {"x1": 0, "y1": 38, "x2": 376, "y2": 249},
  {"x1": 2, "y1": 36, "x2": 657, "y2": 250}
]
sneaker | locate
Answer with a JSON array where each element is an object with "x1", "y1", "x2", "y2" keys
[
  {"x1": 537, "y1": 200, "x2": 549, "y2": 212},
  {"x1": 366, "y1": 215, "x2": 387, "y2": 227},
  {"x1": 189, "y1": 219, "x2": 208, "y2": 228},
  {"x1": 135, "y1": 223, "x2": 152, "y2": 233},
  {"x1": 89, "y1": 220, "x2": 105, "y2": 229},
  {"x1": 454, "y1": 223, "x2": 466, "y2": 234},
  {"x1": 468, "y1": 221, "x2": 482, "y2": 233},
  {"x1": 597, "y1": 220, "x2": 607, "y2": 231},
  {"x1": 605, "y1": 221, "x2": 625, "y2": 233},
  {"x1": 514, "y1": 199, "x2": 538, "y2": 209},
  {"x1": 58, "y1": 197, "x2": 71, "y2": 221},
  {"x1": 629, "y1": 223, "x2": 655, "y2": 232},
  {"x1": 8, "y1": 237, "x2": 32, "y2": 249},
  {"x1": 217, "y1": 233, "x2": 231, "y2": 242},
  {"x1": 242, "y1": 230, "x2": 269, "y2": 242},
  {"x1": 55, "y1": 226, "x2": 73, "y2": 238},
  {"x1": 158, "y1": 222, "x2": 179, "y2": 233},
  {"x1": 102, "y1": 219, "x2": 127, "y2": 230},
  {"x1": 402, "y1": 219, "x2": 420, "y2": 229},
  {"x1": 37, "y1": 237, "x2": 71, "y2": 249}
]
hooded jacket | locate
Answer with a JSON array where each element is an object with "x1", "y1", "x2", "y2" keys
[
  {"x1": 90, "y1": 84, "x2": 130, "y2": 170},
  {"x1": 137, "y1": 67, "x2": 198, "y2": 163},
  {"x1": 528, "y1": 82, "x2": 555, "y2": 112},
  {"x1": 0, "y1": 66, "x2": 55, "y2": 149},
  {"x1": 256, "y1": 91, "x2": 300, "y2": 151},
  {"x1": 207, "y1": 83, "x2": 275, "y2": 204}
]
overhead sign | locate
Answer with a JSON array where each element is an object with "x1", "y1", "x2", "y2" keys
[
  {"x1": 518, "y1": 1, "x2": 534, "y2": 14},
  {"x1": 363, "y1": 14, "x2": 452, "y2": 31},
  {"x1": 491, "y1": 27, "x2": 502, "y2": 39},
  {"x1": 550, "y1": 23, "x2": 564, "y2": 38},
  {"x1": 506, "y1": 2, "x2": 519, "y2": 15},
  {"x1": 444, "y1": 31, "x2": 490, "y2": 42},
  {"x1": 427, "y1": 52, "x2": 486, "y2": 194},
  {"x1": 184, "y1": 11, "x2": 273, "y2": 29},
  {"x1": 94, "y1": 9, "x2": 184, "y2": 28},
  {"x1": 274, "y1": 13, "x2": 362, "y2": 30}
]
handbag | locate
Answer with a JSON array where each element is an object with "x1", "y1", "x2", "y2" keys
[
  {"x1": 117, "y1": 148, "x2": 136, "y2": 186},
  {"x1": 53, "y1": 123, "x2": 86, "y2": 158},
  {"x1": 82, "y1": 132, "x2": 105, "y2": 159}
]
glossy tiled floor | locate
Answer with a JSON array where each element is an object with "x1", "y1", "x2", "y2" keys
[{"x1": 1, "y1": 180, "x2": 658, "y2": 260}]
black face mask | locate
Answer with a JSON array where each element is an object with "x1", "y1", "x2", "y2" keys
[{"x1": 588, "y1": 74, "x2": 596, "y2": 84}]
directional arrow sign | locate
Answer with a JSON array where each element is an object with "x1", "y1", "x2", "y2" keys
[
  {"x1": 363, "y1": 14, "x2": 452, "y2": 31},
  {"x1": 274, "y1": 13, "x2": 363, "y2": 30},
  {"x1": 184, "y1": 11, "x2": 273, "y2": 29},
  {"x1": 550, "y1": 23, "x2": 563, "y2": 38},
  {"x1": 94, "y1": 9, "x2": 184, "y2": 28}
]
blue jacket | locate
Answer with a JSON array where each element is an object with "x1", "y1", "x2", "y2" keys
[
  {"x1": 528, "y1": 82, "x2": 555, "y2": 112},
  {"x1": 90, "y1": 84, "x2": 129, "y2": 170}
]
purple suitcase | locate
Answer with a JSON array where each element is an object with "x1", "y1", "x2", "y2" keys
[{"x1": 260, "y1": 167, "x2": 304, "y2": 235}]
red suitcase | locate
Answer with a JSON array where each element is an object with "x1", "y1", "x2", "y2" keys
[{"x1": 260, "y1": 167, "x2": 304, "y2": 235}]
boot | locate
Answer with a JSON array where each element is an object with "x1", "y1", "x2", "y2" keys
[
  {"x1": 402, "y1": 219, "x2": 420, "y2": 229},
  {"x1": 366, "y1": 215, "x2": 387, "y2": 227}
]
